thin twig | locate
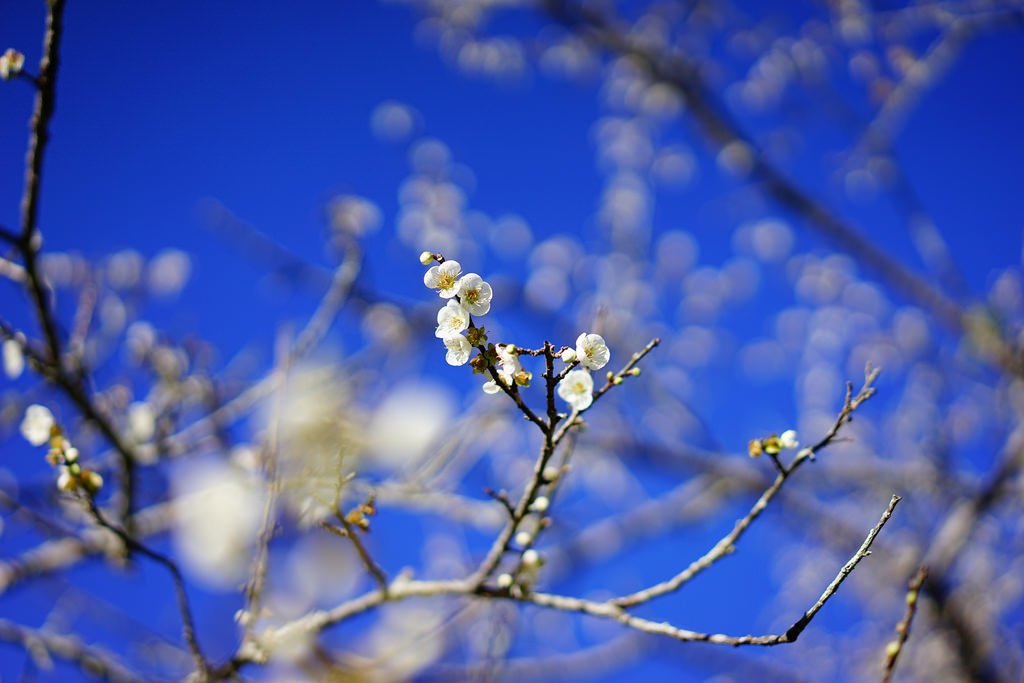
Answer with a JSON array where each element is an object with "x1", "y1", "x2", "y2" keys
[
  {"x1": 219, "y1": 495, "x2": 898, "y2": 676},
  {"x1": 612, "y1": 367, "x2": 879, "y2": 608},
  {"x1": 513, "y1": 495, "x2": 900, "y2": 645},
  {"x1": 322, "y1": 514, "x2": 390, "y2": 594},
  {"x1": 882, "y1": 566, "x2": 928, "y2": 683},
  {"x1": 240, "y1": 329, "x2": 289, "y2": 646},
  {"x1": 85, "y1": 500, "x2": 209, "y2": 678}
]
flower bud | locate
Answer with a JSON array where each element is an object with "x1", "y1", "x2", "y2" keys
[
  {"x1": 81, "y1": 470, "x2": 103, "y2": 494},
  {"x1": 496, "y1": 573, "x2": 514, "y2": 589},
  {"x1": 419, "y1": 251, "x2": 434, "y2": 266},
  {"x1": 521, "y1": 549, "x2": 541, "y2": 569},
  {"x1": 530, "y1": 496, "x2": 549, "y2": 513},
  {"x1": 514, "y1": 531, "x2": 532, "y2": 547},
  {"x1": 560, "y1": 348, "x2": 576, "y2": 363}
]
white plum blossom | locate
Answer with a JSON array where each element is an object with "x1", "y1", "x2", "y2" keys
[
  {"x1": 21, "y1": 404, "x2": 55, "y2": 446},
  {"x1": 575, "y1": 333, "x2": 610, "y2": 370},
  {"x1": 560, "y1": 348, "x2": 576, "y2": 363},
  {"x1": 779, "y1": 429, "x2": 799, "y2": 449},
  {"x1": 3, "y1": 339, "x2": 24, "y2": 379},
  {"x1": 128, "y1": 402, "x2": 156, "y2": 442},
  {"x1": 557, "y1": 370, "x2": 594, "y2": 411},
  {"x1": 456, "y1": 273, "x2": 492, "y2": 316},
  {"x1": 435, "y1": 300, "x2": 470, "y2": 339},
  {"x1": 483, "y1": 344, "x2": 522, "y2": 393},
  {"x1": 444, "y1": 335, "x2": 472, "y2": 366},
  {"x1": 423, "y1": 260, "x2": 462, "y2": 298},
  {"x1": 0, "y1": 49, "x2": 25, "y2": 80}
]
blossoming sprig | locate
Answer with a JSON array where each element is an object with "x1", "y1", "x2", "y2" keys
[
  {"x1": 20, "y1": 404, "x2": 103, "y2": 495},
  {"x1": 748, "y1": 429, "x2": 800, "y2": 475},
  {"x1": 747, "y1": 429, "x2": 799, "y2": 458},
  {"x1": 554, "y1": 337, "x2": 658, "y2": 417},
  {"x1": 0, "y1": 48, "x2": 27, "y2": 82}
]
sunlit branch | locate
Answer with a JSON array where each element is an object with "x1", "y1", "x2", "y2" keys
[
  {"x1": 219, "y1": 495, "x2": 898, "y2": 677},
  {"x1": 513, "y1": 495, "x2": 899, "y2": 646},
  {"x1": 612, "y1": 367, "x2": 879, "y2": 608}
]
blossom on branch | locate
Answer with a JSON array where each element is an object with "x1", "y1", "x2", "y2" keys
[
  {"x1": 444, "y1": 335, "x2": 472, "y2": 366},
  {"x1": 423, "y1": 260, "x2": 462, "y2": 298},
  {"x1": 435, "y1": 300, "x2": 470, "y2": 339},
  {"x1": 456, "y1": 273, "x2": 492, "y2": 316},
  {"x1": 557, "y1": 369, "x2": 594, "y2": 411},
  {"x1": 575, "y1": 333, "x2": 610, "y2": 370},
  {"x1": 483, "y1": 343, "x2": 522, "y2": 393},
  {"x1": 0, "y1": 48, "x2": 24, "y2": 80}
]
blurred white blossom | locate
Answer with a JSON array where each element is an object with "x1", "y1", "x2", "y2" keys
[
  {"x1": 2, "y1": 339, "x2": 24, "y2": 379},
  {"x1": 20, "y1": 404, "x2": 54, "y2": 446},
  {"x1": 171, "y1": 460, "x2": 266, "y2": 588}
]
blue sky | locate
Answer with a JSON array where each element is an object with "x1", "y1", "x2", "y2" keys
[{"x1": 2, "y1": 1, "x2": 1023, "y2": 681}]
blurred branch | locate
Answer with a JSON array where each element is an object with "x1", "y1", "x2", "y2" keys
[
  {"x1": 0, "y1": 502, "x2": 175, "y2": 594},
  {"x1": 0, "y1": 617, "x2": 143, "y2": 683},
  {"x1": 544, "y1": 0, "x2": 1024, "y2": 377},
  {"x1": 84, "y1": 500, "x2": 209, "y2": 678},
  {"x1": 881, "y1": 566, "x2": 928, "y2": 683}
]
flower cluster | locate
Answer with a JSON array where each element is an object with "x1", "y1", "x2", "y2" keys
[
  {"x1": 422, "y1": 256, "x2": 493, "y2": 368},
  {"x1": 20, "y1": 404, "x2": 103, "y2": 494},
  {"x1": 421, "y1": 253, "x2": 613, "y2": 412},
  {"x1": 748, "y1": 429, "x2": 799, "y2": 458}
]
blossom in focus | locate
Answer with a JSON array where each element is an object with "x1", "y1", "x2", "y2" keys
[
  {"x1": 483, "y1": 343, "x2": 522, "y2": 393},
  {"x1": 557, "y1": 369, "x2": 594, "y2": 411},
  {"x1": 20, "y1": 404, "x2": 55, "y2": 446},
  {"x1": 423, "y1": 260, "x2": 462, "y2": 298},
  {"x1": 444, "y1": 335, "x2": 471, "y2": 366},
  {"x1": 575, "y1": 333, "x2": 610, "y2": 370},
  {"x1": 0, "y1": 49, "x2": 24, "y2": 80},
  {"x1": 435, "y1": 300, "x2": 470, "y2": 339},
  {"x1": 456, "y1": 273, "x2": 492, "y2": 316}
]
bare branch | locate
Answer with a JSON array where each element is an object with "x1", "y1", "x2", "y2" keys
[
  {"x1": 0, "y1": 617, "x2": 144, "y2": 683},
  {"x1": 612, "y1": 368, "x2": 880, "y2": 608}
]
